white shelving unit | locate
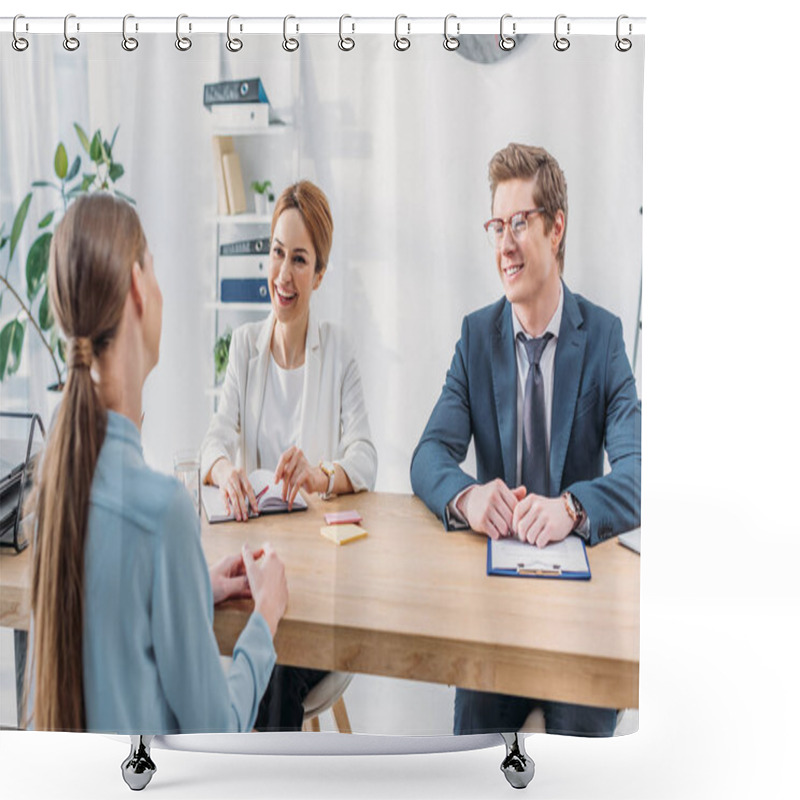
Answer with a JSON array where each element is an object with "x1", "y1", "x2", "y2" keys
[{"x1": 208, "y1": 109, "x2": 299, "y2": 408}]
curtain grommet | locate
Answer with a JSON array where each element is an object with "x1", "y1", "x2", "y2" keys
[
  {"x1": 443, "y1": 14, "x2": 460, "y2": 51},
  {"x1": 394, "y1": 15, "x2": 411, "y2": 51},
  {"x1": 122, "y1": 14, "x2": 139, "y2": 52},
  {"x1": 176, "y1": 14, "x2": 192, "y2": 51},
  {"x1": 553, "y1": 14, "x2": 570, "y2": 52},
  {"x1": 499, "y1": 14, "x2": 516, "y2": 51},
  {"x1": 63, "y1": 13, "x2": 80, "y2": 51},
  {"x1": 226, "y1": 15, "x2": 243, "y2": 52},
  {"x1": 12, "y1": 14, "x2": 29, "y2": 52},
  {"x1": 338, "y1": 14, "x2": 355, "y2": 51}
]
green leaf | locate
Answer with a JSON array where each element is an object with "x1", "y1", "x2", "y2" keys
[
  {"x1": 113, "y1": 189, "x2": 136, "y2": 205},
  {"x1": 9, "y1": 193, "x2": 32, "y2": 262},
  {"x1": 38, "y1": 211, "x2": 55, "y2": 229},
  {"x1": 0, "y1": 319, "x2": 25, "y2": 380},
  {"x1": 81, "y1": 173, "x2": 96, "y2": 192},
  {"x1": 108, "y1": 163, "x2": 124, "y2": 182},
  {"x1": 109, "y1": 125, "x2": 120, "y2": 154},
  {"x1": 54, "y1": 143, "x2": 68, "y2": 180},
  {"x1": 74, "y1": 123, "x2": 91, "y2": 155},
  {"x1": 31, "y1": 180, "x2": 60, "y2": 189},
  {"x1": 89, "y1": 130, "x2": 103, "y2": 163},
  {"x1": 0, "y1": 237, "x2": 8, "y2": 252},
  {"x1": 65, "y1": 155, "x2": 81, "y2": 182},
  {"x1": 25, "y1": 232, "x2": 52, "y2": 302},
  {"x1": 38, "y1": 286, "x2": 54, "y2": 330},
  {"x1": 57, "y1": 337, "x2": 67, "y2": 364}
]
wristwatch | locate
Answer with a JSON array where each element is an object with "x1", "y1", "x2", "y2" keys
[
  {"x1": 562, "y1": 492, "x2": 586, "y2": 530},
  {"x1": 319, "y1": 461, "x2": 336, "y2": 500}
]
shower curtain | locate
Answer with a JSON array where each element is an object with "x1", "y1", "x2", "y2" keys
[{"x1": 0, "y1": 15, "x2": 643, "y2": 750}]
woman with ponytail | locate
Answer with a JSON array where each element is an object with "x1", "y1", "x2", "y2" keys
[{"x1": 26, "y1": 193, "x2": 288, "y2": 733}]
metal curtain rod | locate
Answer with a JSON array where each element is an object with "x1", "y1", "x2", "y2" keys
[{"x1": 1, "y1": 15, "x2": 646, "y2": 36}]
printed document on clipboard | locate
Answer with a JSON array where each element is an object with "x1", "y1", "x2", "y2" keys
[{"x1": 487, "y1": 534, "x2": 591, "y2": 580}]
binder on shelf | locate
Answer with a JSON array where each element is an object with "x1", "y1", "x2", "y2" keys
[
  {"x1": 210, "y1": 104, "x2": 271, "y2": 128},
  {"x1": 219, "y1": 254, "x2": 268, "y2": 281},
  {"x1": 221, "y1": 152, "x2": 247, "y2": 215},
  {"x1": 220, "y1": 237, "x2": 270, "y2": 256},
  {"x1": 211, "y1": 135, "x2": 235, "y2": 215},
  {"x1": 203, "y1": 78, "x2": 269, "y2": 108},
  {"x1": 220, "y1": 278, "x2": 270, "y2": 303}
]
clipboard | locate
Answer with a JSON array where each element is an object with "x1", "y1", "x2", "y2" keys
[{"x1": 486, "y1": 535, "x2": 591, "y2": 580}]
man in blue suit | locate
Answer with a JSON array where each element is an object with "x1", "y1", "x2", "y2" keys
[{"x1": 410, "y1": 143, "x2": 641, "y2": 737}]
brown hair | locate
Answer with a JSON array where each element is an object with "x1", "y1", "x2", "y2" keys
[
  {"x1": 488, "y1": 143, "x2": 569, "y2": 272},
  {"x1": 271, "y1": 180, "x2": 334, "y2": 274},
  {"x1": 25, "y1": 193, "x2": 145, "y2": 730}
]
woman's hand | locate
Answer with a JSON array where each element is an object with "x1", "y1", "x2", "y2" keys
[
  {"x1": 241, "y1": 542, "x2": 288, "y2": 638},
  {"x1": 274, "y1": 446, "x2": 327, "y2": 509},
  {"x1": 209, "y1": 552, "x2": 252, "y2": 605},
  {"x1": 211, "y1": 457, "x2": 258, "y2": 522}
]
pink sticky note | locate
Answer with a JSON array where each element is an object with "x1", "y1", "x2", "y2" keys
[{"x1": 324, "y1": 510, "x2": 363, "y2": 525}]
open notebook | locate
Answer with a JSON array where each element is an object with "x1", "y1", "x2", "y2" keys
[{"x1": 201, "y1": 468, "x2": 307, "y2": 523}]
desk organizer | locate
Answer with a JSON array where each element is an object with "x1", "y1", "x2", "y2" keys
[{"x1": 0, "y1": 15, "x2": 643, "y2": 793}]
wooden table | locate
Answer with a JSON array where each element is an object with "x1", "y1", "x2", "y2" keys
[{"x1": 0, "y1": 492, "x2": 639, "y2": 709}]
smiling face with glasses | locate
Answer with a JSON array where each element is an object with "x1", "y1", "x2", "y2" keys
[{"x1": 488, "y1": 178, "x2": 565, "y2": 315}]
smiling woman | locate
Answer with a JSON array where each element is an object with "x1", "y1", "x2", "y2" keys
[
  {"x1": 201, "y1": 181, "x2": 377, "y2": 514},
  {"x1": 200, "y1": 180, "x2": 378, "y2": 733}
]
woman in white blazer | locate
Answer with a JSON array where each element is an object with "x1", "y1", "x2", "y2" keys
[
  {"x1": 200, "y1": 180, "x2": 377, "y2": 730},
  {"x1": 201, "y1": 180, "x2": 377, "y2": 520}
]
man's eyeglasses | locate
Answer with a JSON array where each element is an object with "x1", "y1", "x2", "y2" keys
[{"x1": 483, "y1": 208, "x2": 546, "y2": 248}]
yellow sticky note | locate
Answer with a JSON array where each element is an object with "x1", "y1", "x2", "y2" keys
[{"x1": 320, "y1": 523, "x2": 368, "y2": 545}]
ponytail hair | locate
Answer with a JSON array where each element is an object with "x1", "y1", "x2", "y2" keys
[{"x1": 25, "y1": 193, "x2": 145, "y2": 730}]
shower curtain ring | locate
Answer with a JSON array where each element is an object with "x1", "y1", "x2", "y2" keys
[
  {"x1": 226, "y1": 15, "x2": 243, "y2": 52},
  {"x1": 394, "y1": 15, "x2": 411, "y2": 51},
  {"x1": 283, "y1": 15, "x2": 299, "y2": 52},
  {"x1": 499, "y1": 14, "x2": 516, "y2": 51},
  {"x1": 122, "y1": 15, "x2": 139, "y2": 51},
  {"x1": 176, "y1": 14, "x2": 192, "y2": 51},
  {"x1": 12, "y1": 14, "x2": 29, "y2": 52},
  {"x1": 338, "y1": 15, "x2": 355, "y2": 51},
  {"x1": 615, "y1": 15, "x2": 632, "y2": 52},
  {"x1": 443, "y1": 14, "x2": 460, "y2": 51},
  {"x1": 553, "y1": 14, "x2": 570, "y2": 51},
  {"x1": 63, "y1": 13, "x2": 80, "y2": 51}
]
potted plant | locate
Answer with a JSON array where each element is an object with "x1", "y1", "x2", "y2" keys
[
  {"x1": 0, "y1": 123, "x2": 133, "y2": 398},
  {"x1": 251, "y1": 180, "x2": 274, "y2": 218},
  {"x1": 214, "y1": 328, "x2": 232, "y2": 384}
]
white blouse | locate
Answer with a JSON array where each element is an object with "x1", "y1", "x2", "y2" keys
[{"x1": 256, "y1": 362, "x2": 305, "y2": 469}]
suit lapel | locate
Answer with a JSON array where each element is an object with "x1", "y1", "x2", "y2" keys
[
  {"x1": 243, "y1": 313, "x2": 275, "y2": 473},
  {"x1": 550, "y1": 284, "x2": 586, "y2": 494},
  {"x1": 298, "y1": 304, "x2": 321, "y2": 453},
  {"x1": 492, "y1": 301, "x2": 517, "y2": 486}
]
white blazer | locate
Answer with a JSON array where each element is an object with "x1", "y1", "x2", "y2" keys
[{"x1": 201, "y1": 307, "x2": 377, "y2": 492}]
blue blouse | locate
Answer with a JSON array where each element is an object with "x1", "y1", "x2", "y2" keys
[{"x1": 81, "y1": 411, "x2": 276, "y2": 733}]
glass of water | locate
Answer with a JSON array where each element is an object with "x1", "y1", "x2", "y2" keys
[{"x1": 173, "y1": 450, "x2": 201, "y2": 516}]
